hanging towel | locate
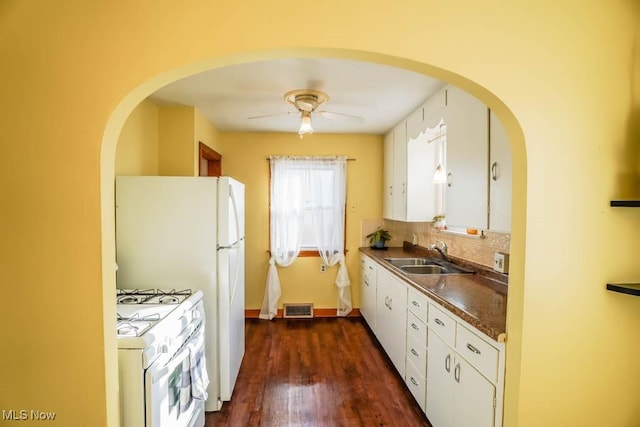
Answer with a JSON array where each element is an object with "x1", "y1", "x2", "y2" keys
[
  {"x1": 188, "y1": 327, "x2": 209, "y2": 401},
  {"x1": 179, "y1": 358, "x2": 191, "y2": 412}
]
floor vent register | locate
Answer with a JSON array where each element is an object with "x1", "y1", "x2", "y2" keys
[{"x1": 283, "y1": 303, "x2": 314, "y2": 319}]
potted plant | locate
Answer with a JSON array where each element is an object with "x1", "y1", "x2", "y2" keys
[
  {"x1": 432, "y1": 214, "x2": 446, "y2": 230},
  {"x1": 367, "y1": 227, "x2": 392, "y2": 249}
]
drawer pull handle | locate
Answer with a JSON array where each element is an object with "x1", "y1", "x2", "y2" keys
[
  {"x1": 410, "y1": 377, "x2": 419, "y2": 386},
  {"x1": 412, "y1": 301, "x2": 421, "y2": 308},
  {"x1": 411, "y1": 323, "x2": 420, "y2": 331},
  {"x1": 445, "y1": 354, "x2": 451, "y2": 372},
  {"x1": 368, "y1": 266, "x2": 374, "y2": 271},
  {"x1": 434, "y1": 318, "x2": 445, "y2": 327},
  {"x1": 411, "y1": 348, "x2": 420, "y2": 357},
  {"x1": 466, "y1": 343, "x2": 481, "y2": 355}
]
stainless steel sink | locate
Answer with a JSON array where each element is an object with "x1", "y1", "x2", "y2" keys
[
  {"x1": 400, "y1": 265, "x2": 447, "y2": 274},
  {"x1": 384, "y1": 257, "x2": 474, "y2": 275},
  {"x1": 384, "y1": 257, "x2": 434, "y2": 267}
]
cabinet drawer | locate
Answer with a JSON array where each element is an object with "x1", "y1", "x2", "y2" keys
[
  {"x1": 361, "y1": 256, "x2": 377, "y2": 286},
  {"x1": 406, "y1": 332, "x2": 427, "y2": 378},
  {"x1": 407, "y1": 311, "x2": 427, "y2": 348},
  {"x1": 405, "y1": 360, "x2": 426, "y2": 412},
  {"x1": 455, "y1": 324, "x2": 499, "y2": 383},
  {"x1": 428, "y1": 303, "x2": 456, "y2": 346},
  {"x1": 407, "y1": 287, "x2": 428, "y2": 323}
]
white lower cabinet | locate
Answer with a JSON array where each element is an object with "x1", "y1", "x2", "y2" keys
[
  {"x1": 359, "y1": 257, "x2": 505, "y2": 427},
  {"x1": 359, "y1": 255, "x2": 377, "y2": 330},
  {"x1": 375, "y1": 267, "x2": 407, "y2": 376},
  {"x1": 426, "y1": 325, "x2": 497, "y2": 427}
]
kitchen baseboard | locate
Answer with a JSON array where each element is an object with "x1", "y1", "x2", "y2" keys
[{"x1": 245, "y1": 308, "x2": 361, "y2": 319}]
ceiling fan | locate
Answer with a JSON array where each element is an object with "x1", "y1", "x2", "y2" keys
[{"x1": 248, "y1": 89, "x2": 363, "y2": 137}]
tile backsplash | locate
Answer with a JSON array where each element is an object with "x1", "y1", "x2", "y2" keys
[{"x1": 360, "y1": 219, "x2": 510, "y2": 269}]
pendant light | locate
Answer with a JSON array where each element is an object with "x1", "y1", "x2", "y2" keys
[{"x1": 432, "y1": 120, "x2": 447, "y2": 183}]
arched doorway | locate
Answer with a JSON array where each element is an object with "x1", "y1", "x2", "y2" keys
[{"x1": 100, "y1": 48, "x2": 527, "y2": 425}]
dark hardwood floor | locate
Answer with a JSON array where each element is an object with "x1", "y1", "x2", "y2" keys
[{"x1": 206, "y1": 317, "x2": 431, "y2": 427}]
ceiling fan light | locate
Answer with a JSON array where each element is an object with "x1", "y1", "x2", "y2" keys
[{"x1": 299, "y1": 111, "x2": 313, "y2": 136}]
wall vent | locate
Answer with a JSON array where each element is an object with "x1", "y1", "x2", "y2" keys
[{"x1": 283, "y1": 303, "x2": 314, "y2": 319}]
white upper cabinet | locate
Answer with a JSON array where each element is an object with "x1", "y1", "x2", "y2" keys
[
  {"x1": 489, "y1": 111, "x2": 512, "y2": 232},
  {"x1": 406, "y1": 105, "x2": 438, "y2": 222},
  {"x1": 383, "y1": 131, "x2": 395, "y2": 220},
  {"x1": 392, "y1": 122, "x2": 408, "y2": 221},
  {"x1": 384, "y1": 87, "x2": 446, "y2": 222},
  {"x1": 444, "y1": 85, "x2": 489, "y2": 230},
  {"x1": 383, "y1": 122, "x2": 407, "y2": 221}
]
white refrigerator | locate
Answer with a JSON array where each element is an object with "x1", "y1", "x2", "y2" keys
[{"x1": 115, "y1": 176, "x2": 245, "y2": 412}]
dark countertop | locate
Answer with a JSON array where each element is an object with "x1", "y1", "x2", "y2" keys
[{"x1": 360, "y1": 245, "x2": 508, "y2": 342}]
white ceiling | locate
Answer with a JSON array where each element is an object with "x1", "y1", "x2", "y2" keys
[{"x1": 149, "y1": 58, "x2": 446, "y2": 135}]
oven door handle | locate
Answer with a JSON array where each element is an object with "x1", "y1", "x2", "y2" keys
[{"x1": 148, "y1": 345, "x2": 190, "y2": 385}]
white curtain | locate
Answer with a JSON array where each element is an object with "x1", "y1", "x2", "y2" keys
[
  {"x1": 259, "y1": 157, "x2": 306, "y2": 320},
  {"x1": 259, "y1": 156, "x2": 352, "y2": 320},
  {"x1": 307, "y1": 157, "x2": 352, "y2": 316}
]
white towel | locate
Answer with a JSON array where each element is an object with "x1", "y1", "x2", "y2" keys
[{"x1": 189, "y1": 326, "x2": 209, "y2": 401}]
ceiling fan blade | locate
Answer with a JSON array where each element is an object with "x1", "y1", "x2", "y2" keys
[
  {"x1": 316, "y1": 110, "x2": 364, "y2": 121},
  {"x1": 247, "y1": 111, "x2": 298, "y2": 120}
]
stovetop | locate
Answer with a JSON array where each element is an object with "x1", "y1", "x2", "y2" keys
[
  {"x1": 116, "y1": 288, "x2": 194, "y2": 338},
  {"x1": 116, "y1": 288, "x2": 193, "y2": 305}
]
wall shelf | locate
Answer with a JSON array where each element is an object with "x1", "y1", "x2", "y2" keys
[
  {"x1": 606, "y1": 283, "x2": 640, "y2": 296},
  {"x1": 610, "y1": 200, "x2": 640, "y2": 207}
]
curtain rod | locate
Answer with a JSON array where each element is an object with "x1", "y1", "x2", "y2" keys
[{"x1": 266, "y1": 156, "x2": 356, "y2": 161}]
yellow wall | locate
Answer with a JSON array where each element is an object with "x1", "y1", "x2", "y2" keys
[
  {"x1": 117, "y1": 102, "x2": 222, "y2": 177},
  {"x1": 219, "y1": 132, "x2": 383, "y2": 310},
  {"x1": 194, "y1": 107, "x2": 222, "y2": 164},
  {"x1": 158, "y1": 106, "x2": 195, "y2": 175},
  {"x1": 115, "y1": 100, "x2": 160, "y2": 176},
  {"x1": 1, "y1": 1, "x2": 639, "y2": 426}
]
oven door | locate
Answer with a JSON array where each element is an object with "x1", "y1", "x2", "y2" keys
[{"x1": 145, "y1": 325, "x2": 206, "y2": 427}]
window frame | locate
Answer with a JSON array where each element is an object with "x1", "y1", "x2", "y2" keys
[{"x1": 268, "y1": 159, "x2": 348, "y2": 258}]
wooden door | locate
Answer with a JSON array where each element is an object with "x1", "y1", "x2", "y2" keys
[{"x1": 199, "y1": 142, "x2": 222, "y2": 177}]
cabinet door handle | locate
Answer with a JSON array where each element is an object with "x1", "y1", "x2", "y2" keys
[
  {"x1": 491, "y1": 162, "x2": 498, "y2": 181},
  {"x1": 412, "y1": 300, "x2": 421, "y2": 308},
  {"x1": 388, "y1": 298, "x2": 392, "y2": 310},
  {"x1": 364, "y1": 277, "x2": 369, "y2": 287},
  {"x1": 368, "y1": 266, "x2": 374, "y2": 271},
  {"x1": 447, "y1": 172, "x2": 453, "y2": 188},
  {"x1": 402, "y1": 182, "x2": 406, "y2": 194},
  {"x1": 434, "y1": 318, "x2": 445, "y2": 327},
  {"x1": 389, "y1": 185, "x2": 393, "y2": 196},
  {"x1": 411, "y1": 323, "x2": 420, "y2": 331},
  {"x1": 410, "y1": 377, "x2": 419, "y2": 386},
  {"x1": 466, "y1": 343, "x2": 481, "y2": 355},
  {"x1": 445, "y1": 354, "x2": 451, "y2": 373},
  {"x1": 411, "y1": 348, "x2": 420, "y2": 357},
  {"x1": 454, "y1": 363, "x2": 461, "y2": 383}
]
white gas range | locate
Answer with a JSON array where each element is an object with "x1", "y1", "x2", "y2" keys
[{"x1": 117, "y1": 289, "x2": 208, "y2": 427}]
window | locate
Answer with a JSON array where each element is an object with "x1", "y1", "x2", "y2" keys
[{"x1": 269, "y1": 156, "x2": 347, "y2": 259}]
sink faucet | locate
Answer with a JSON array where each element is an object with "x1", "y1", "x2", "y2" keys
[{"x1": 428, "y1": 240, "x2": 449, "y2": 262}]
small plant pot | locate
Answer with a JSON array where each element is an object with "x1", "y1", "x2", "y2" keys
[{"x1": 373, "y1": 240, "x2": 386, "y2": 249}]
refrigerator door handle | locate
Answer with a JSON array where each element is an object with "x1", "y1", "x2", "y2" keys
[
  {"x1": 229, "y1": 184, "x2": 241, "y2": 242},
  {"x1": 217, "y1": 239, "x2": 243, "y2": 251}
]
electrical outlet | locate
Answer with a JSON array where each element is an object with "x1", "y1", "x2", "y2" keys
[
  {"x1": 493, "y1": 252, "x2": 510, "y2": 273},
  {"x1": 320, "y1": 264, "x2": 327, "y2": 273}
]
